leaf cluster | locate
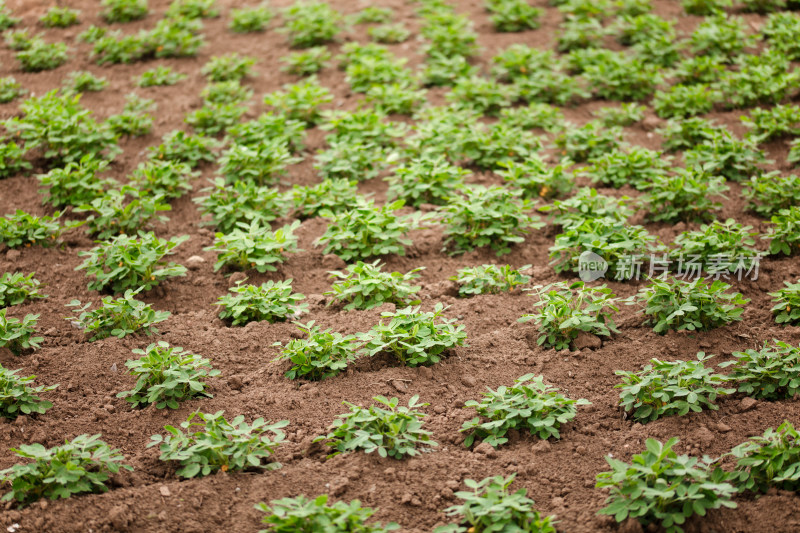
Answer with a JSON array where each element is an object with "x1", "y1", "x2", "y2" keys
[
  {"x1": 554, "y1": 122, "x2": 623, "y2": 162},
  {"x1": 128, "y1": 159, "x2": 194, "y2": 200},
  {"x1": 76, "y1": 186, "x2": 171, "y2": 239},
  {"x1": 359, "y1": 303, "x2": 467, "y2": 367},
  {"x1": 435, "y1": 474, "x2": 557, "y2": 533},
  {"x1": 689, "y1": 14, "x2": 749, "y2": 60},
  {"x1": 201, "y1": 53, "x2": 256, "y2": 82},
  {"x1": 316, "y1": 395, "x2": 437, "y2": 459},
  {"x1": 0, "y1": 311, "x2": 42, "y2": 356},
  {"x1": 770, "y1": 280, "x2": 800, "y2": 326},
  {"x1": 653, "y1": 85, "x2": 719, "y2": 119},
  {"x1": 440, "y1": 186, "x2": 543, "y2": 256},
  {"x1": 549, "y1": 217, "x2": 663, "y2": 279},
  {"x1": 195, "y1": 178, "x2": 290, "y2": 233},
  {"x1": 539, "y1": 187, "x2": 633, "y2": 228},
  {"x1": 714, "y1": 51, "x2": 800, "y2": 109},
  {"x1": 37, "y1": 156, "x2": 116, "y2": 208},
  {"x1": 499, "y1": 103, "x2": 564, "y2": 132},
  {"x1": 742, "y1": 171, "x2": 800, "y2": 216},
  {"x1": 639, "y1": 167, "x2": 728, "y2": 223},
  {"x1": 683, "y1": 134, "x2": 767, "y2": 183},
  {"x1": 0, "y1": 76, "x2": 25, "y2": 103},
  {"x1": 761, "y1": 12, "x2": 800, "y2": 60},
  {"x1": 219, "y1": 140, "x2": 298, "y2": 186},
  {"x1": 147, "y1": 130, "x2": 218, "y2": 168},
  {"x1": 5, "y1": 91, "x2": 119, "y2": 164},
  {"x1": 720, "y1": 340, "x2": 800, "y2": 400},
  {"x1": 40, "y1": 6, "x2": 79, "y2": 28},
  {"x1": 257, "y1": 495, "x2": 398, "y2": 533},
  {"x1": 0, "y1": 435, "x2": 131, "y2": 506},
  {"x1": 765, "y1": 206, "x2": 800, "y2": 256},
  {"x1": 0, "y1": 210, "x2": 76, "y2": 248},
  {"x1": 729, "y1": 421, "x2": 800, "y2": 493},
  {"x1": 272, "y1": 321, "x2": 359, "y2": 381},
  {"x1": 0, "y1": 141, "x2": 30, "y2": 179},
  {"x1": 227, "y1": 113, "x2": 306, "y2": 154},
  {"x1": 314, "y1": 140, "x2": 396, "y2": 182},
  {"x1": 118, "y1": 341, "x2": 219, "y2": 409},
  {"x1": 206, "y1": 221, "x2": 300, "y2": 273},
  {"x1": 669, "y1": 218, "x2": 759, "y2": 275},
  {"x1": 421, "y1": 12, "x2": 479, "y2": 59},
  {"x1": 498, "y1": 157, "x2": 573, "y2": 200},
  {"x1": 106, "y1": 93, "x2": 155, "y2": 137},
  {"x1": 91, "y1": 17, "x2": 205, "y2": 64},
  {"x1": 742, "y1": 104, "x2": 800, "y2": 144},
  {"x1": 185, "y1": 102, "x2": 246, "y2": 135},
  {"x1": 263, "y1": 77, "x2": 332, "y2": 124},
  {"x1": 0, "y1": 272, "x2": 47, "y2": 308},
  {"x1": 616, "y1": 352, "x2": 734, "y2": 422},
  {"x1": 369, "y1": 23, "x2": 411, "y2": 44},
  {"x1": 137, "y1": 66, "x2": 185, "y2": 88},
  {"x1": 596, "y1": 438, "x2": 736, "y2": 533},
  {"x1": 166, "y1": 0, "x2": 219, "y2": 19},
  {"x1": 461, "y1": 374, "x2": 589, "y2": 447},
  {"x1": 289, "y1": 178, "x2": 362, "y2": 219},
  {"x1": 325, "y1": 261, "x2": 423, "y2": 311},
  {"x1": 149, "y1": 410, "x2": 288, "y2": 478},
  {"x1": 216, "y1": 280, "x2": 307, "y2": 326},
  {"x1": 317, "y1": 199, "x2": 429, "y2": 262},
  {"x1": 519, "y1": 281, "x2": 619, "y2": 351},
  {"x1": 280, "y1": 46, "x2": 330, "y2": 76},
  {"x1": 66, "y1": 289, "x2": 170, "y2": 341},
  {"x1": 230, "y1": 4, "x2": 272, "y2": 33},
  {"x1": 582, "y1": 52, "x2": 660, "y2": 101},
  {"x1": 630, "y1": 276, "x2": 749, "y2": 333},
  {"x1": 76, "y1": 232, "x2": 188, "y2": 293},
  {"x1": 365, "y1": 83, "x2": 427, "y2": 115},
  {"x1": 451, "y1": 264, "x2": 530, "y2": 297},
  {"x1": 62, "y1": 71, "x2": 108, "y2": 95},
  {"x1": 0, "y1": 365, "x2": 55, "y2": 419},
  {"x1": 352, "y1": 6, "x2": 393, "y2": 24},
  {"x1": 386, "y1": 155, "x2": 467, "y2": 207},
  {"x1": 281, "y1": 1, "x2": 342, "y2": 48},
  {"x1": 487, "y1": 0, "x2": 542, "y2": 32},
  {"x1": 102, "y1": 0, "x2": 148, "y2": 23},
  {"x1": 583, "y1": 147, "x2": 671, "y2": 190}
]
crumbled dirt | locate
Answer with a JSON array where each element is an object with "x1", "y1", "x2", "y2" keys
[{"x1": 1, "y1": 0, "x2": 800, "y2": 532}]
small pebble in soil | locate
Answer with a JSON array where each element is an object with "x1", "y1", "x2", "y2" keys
[
  {"x1": 186, "y1": 255, "x2": 205, "y2": 270},
  {"x1": 461, "y1": 375, "x2": 477, "y2": 387},
  {"x1": 228, "y1": 376, "x2": 243, "y2": 391},
  {"x1": 474, "y1": 441, "x2": 497, "y2": 458},
  {"x1": 740, "y1": 397, "x2": 758, "y2": 412},
  {"x1": 391, "y1": 380, "x2": 407, "y2": 393}
]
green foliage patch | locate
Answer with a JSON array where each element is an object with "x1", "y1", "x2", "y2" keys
[
  {"x1": 149, "y1": 410, "x2": 287, "y2": 478},
  {"x1": 461, "y1": 374, "x2": 589, "y2": 447},
  {"x1": 316, "y1": 395, "x2": 437, "y2": 459}
]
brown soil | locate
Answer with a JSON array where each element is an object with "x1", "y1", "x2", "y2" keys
[{"x1": 1, "y1": 0, "x2": 800, "y2": 532}]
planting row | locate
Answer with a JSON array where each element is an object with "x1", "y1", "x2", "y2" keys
[
  {"x1": 0, "y1": 370, "x2": 798, "y2": 533},
  {"x1": 4, "y1": 316, "x2": 799, "y2": 420},
  {"x1": 6, "y1": 153, "x2": 800, "y2": 264},
  {"x1": 1, "y1": 0, "x2": 799, "y2": 203},
  {"x1": 2, "y1": 0, "x2": 800, "y2": 113},
  {"x1": 3, "y1": 82, "x2": 798, "y2": 208},
  {"x1": 2, "y1": 258, "x2": 800, "y2": 355},
  {"x1": 2, "y1": 87, "x2": 799, "y2": 215}
]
